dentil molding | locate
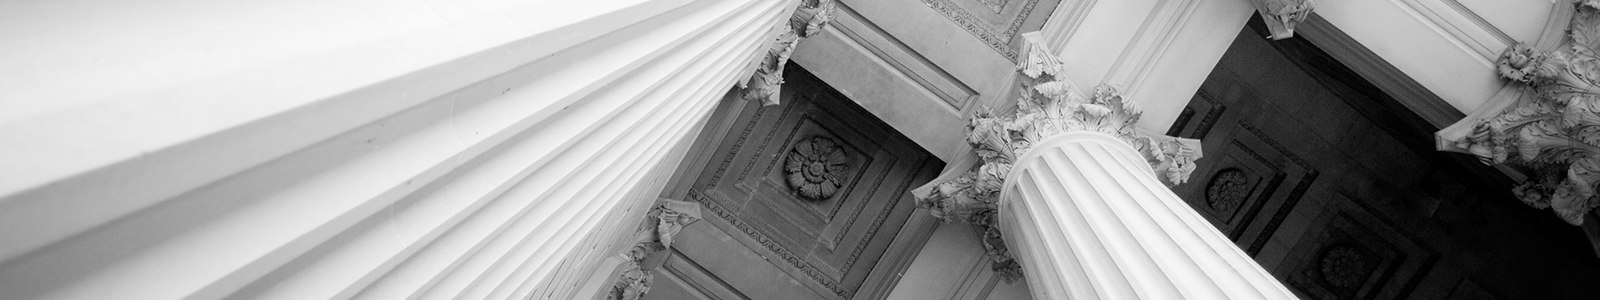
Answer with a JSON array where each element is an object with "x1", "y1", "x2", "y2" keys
[
  {"x1": 1439, "y1": 1, "x2": 1600, "y2": 226},
  {"x1": 915, "y1": 33, "x2": 1202, "y2": 282},
  {"x1": 739, "y1": 0, "x2": 837, "y2": 106}
]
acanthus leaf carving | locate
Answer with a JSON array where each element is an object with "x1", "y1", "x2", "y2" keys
[
  {"x1": 914, "y1": 33, "x2": 1203, "y2": 282},
  {"x1": 1439, "y1": 2, "x2": 1600, "y2": 226},
  {"x1": 739, "y1": 0, "x2": 837, "y2": 106},
  {"x1": 608, "y1": 199, "x2": 702, "y2": 300},
  {"x1": 1250, "y1": 0, "x2": 1314, "y2": 40},
  {"x1": 652, "y1": 199, "x2": 701, "y2": 249}
]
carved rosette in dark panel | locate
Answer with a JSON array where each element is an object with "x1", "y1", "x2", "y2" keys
[
  {"x1": 784, "y1": 136, "x2": 852, "y2": 200},
  {"x1": 1316, "y1": 244, "x2": 1375, "y2": 289},
  {"x1": 1206, "y1": 168, "x2": 1252, "y2": 212},
  {"x1": 1168, "y1": 120, "x2": 1317, "y2": 254},
  {"x1": 684, "y1": 65, "x2": 942, "y2": 299},
  {"x1": 1280, "y1": 192, "x2": 1436, "y2": 300}
]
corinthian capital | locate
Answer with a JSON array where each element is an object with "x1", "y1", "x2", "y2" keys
[
  {"x1": 651, "y1": 199, "x2": 701, "y2": 249},
  {"x1": 740, "y1": 0, "x2": 837, "y2": 106},
  {"x1": 923, "y1": 34, "x2": 1202, "y2": 223},
  {"x1": 608, "y1": 199, "x2": 702, "y2": 300},
  {"x1": 915, "y1": 32, "x2": 1202, "y2": 283},
  {"x1": 1438, "y1": 4, "x2": 1600, "y2": 225},
  {"x1": 993, "y1": 33, "x2": 1203, "y2": 187},
  {"x1": 1250, "y1": 0, "x2": 1314, "y2": 40}
]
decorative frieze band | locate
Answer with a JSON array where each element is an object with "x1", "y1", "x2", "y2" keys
[
  {"x1": 740, "y1": 0, "x2": 837, "y2": 106},
  {"x1": 1438, "y1": 2, "x2": 1600, "y2": 226},
  {"x1": 608, "y1": 199, "x2": 702, "y2": 300},
  {"x1": 914, "y1": 33, "x2": 1202, "y2": 281}
]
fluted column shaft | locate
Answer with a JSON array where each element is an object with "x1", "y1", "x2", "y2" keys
[
  {"x1": 1000, "y1": 132, "x2": 1296, "y2": 300},
  {"x1": 0, "y1": 0, "x2": 803, "y2": 299}
]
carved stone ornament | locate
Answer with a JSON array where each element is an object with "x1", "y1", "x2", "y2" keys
[
  {"x1": 608, "y1": 199, "x2": 701, "y2": 300},
  {"x1": 1249, "y1": 0, "x2": 1314, "y2": 40},
  {"x1": 914, "y1": 34, "x2": 1203, "y2": 282},
  {"x1": 1206, "y1": 168, "x2": 1251, "y2": 212},
  {"x1": 785, "y1": 136, "x2": 850, "y2": 200},
  {"x1": 739, "y1": 0, "x2": 837, "y2": 106},
  {"x1": 1438, "y1": 2, "x2": 1600, "y2": 225},
  {"x1": 1317, "y1": 244, "x2": 1372, "y2": 288}
]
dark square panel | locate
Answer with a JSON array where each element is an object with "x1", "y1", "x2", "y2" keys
[
  {"x1": 1172, "y1": 120, "x2": 1317, "y2": 254},
  {"x1": 1279, "y1": 191, "x2": 1436, "y2": 300},
  {"x1": 686, "y1": 66, "x2": 941, "y2": 299}
]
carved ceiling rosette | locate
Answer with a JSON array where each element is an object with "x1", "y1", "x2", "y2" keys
[
  {"x1": 739, "y1": 0, "x2": 836, "y2": 106},
  {"x1": 785, "y1": 136, "x2": 851, "y2": 200},
  {"x1": 1439, "y1": 2, "x2": 1600, "y2": 225},
  {"x1": 914, "y1": 34, "x2": 1202, "y2": 282},
  {"x1": 1317, "y1": 244, "x2": 1374, "y2": 289},
  {"x1": 1206, "y1": 168, "x2": 1252, "y2": 212}
]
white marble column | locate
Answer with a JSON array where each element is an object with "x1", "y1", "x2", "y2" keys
[
  {"x1": 917, "y1": 34, "x2": 1295, "y2": 300},
  {"x1": 999, "y1": 132, "x2": 1296, "y2": 299},
  {"x1": 0, "y1": 0, "x2": 811, "y2": 299}
]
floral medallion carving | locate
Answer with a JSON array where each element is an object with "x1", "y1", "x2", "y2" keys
[
  {"x1": 785, "y1": 136, "x2": 851, "y2": 200},
  {"x1": 1317, "y1": 244, "x2": 1372, "y2": 288},
  {"x1": 1205, "y1": 168, "x2": 1251, "y2": 212},
  {"x1": 1438, "y1": 2, "x2": 1600, "y2": 225}
]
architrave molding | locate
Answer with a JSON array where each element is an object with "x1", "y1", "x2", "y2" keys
[{"x1": 1293, "y1": 14, "x2": 1466, "y2": 129}]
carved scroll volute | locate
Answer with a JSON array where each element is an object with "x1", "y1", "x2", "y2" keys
[
  {"x1": 1249, "y1": 0, "x2": 1314, "y2": 40},
  {"x1": 1437, "y1": 2, "x2": 1600, "y2": 226},
  {"x1": 608, "y1": 199, "x2": 702, "y2": 300},
  {"x1": 739, "y1": 0, "x2": 837, "y2": 106},
  {"x1": 913, "y1": 32, "x2": 1203, "y2": 283}
]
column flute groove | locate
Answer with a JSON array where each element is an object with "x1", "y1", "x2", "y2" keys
[{"x1": 0, "y1": 0, "x2": 808, "y2": 299}]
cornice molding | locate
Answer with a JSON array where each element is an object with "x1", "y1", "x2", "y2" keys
[
  {"x1": 1438, "y1": 1, "x2": 1600, "y2": 226},
  {"x1": 608, "y1": 199, "x2": 702, "y2": 300},
  {"x1": 739, "y1": 0, "x2": 837, "y2": 106},
  {"x1": 914, "y1": 33, "x2": 1202, "y2": 282},
  {"x1": 1250, "y1": 0, "x2": 1314, "y2": 40}
]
